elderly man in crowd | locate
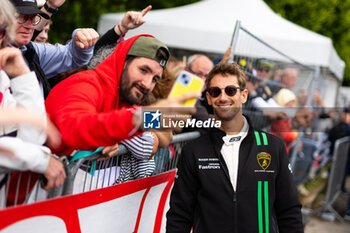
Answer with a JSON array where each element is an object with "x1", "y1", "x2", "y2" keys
[
  {"x1": 181, "y1": 54, "x2": 214, "y2": 134},
  {"x1": 9, "y1": 0, "x2": 99, "y2": 98},
  {"x1": 186, "y1": 54, "x2": 214, "y2": 83},
  {"x1": 267, "y1": 67, "x2": 298, "y2": 95}
]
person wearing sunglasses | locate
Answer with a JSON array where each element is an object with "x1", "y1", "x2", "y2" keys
[
  {"x1": 8, "y1": 0, "x2": 99, "y2": 99},
  {"x1": 255, "y1": 58, "x2": 274, "y2": 80},
  {"x1": 167, "y1": 62, "x2": 303, "y2": 233}
]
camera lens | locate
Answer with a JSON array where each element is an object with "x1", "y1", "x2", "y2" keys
[{"x1": 184, "y1": 80, "x2": 189, "y2": 84}]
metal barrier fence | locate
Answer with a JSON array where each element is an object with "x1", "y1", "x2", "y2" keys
[
  {"x1": 315, "y1": 136, "x2": 350, "y2": 222},
  {"x1": 0, "y1": 132, "x2": 200, "y2": 209},
  {"x1": 0, "y1": 169, "x2": 48, "y2": 209},
  {"x1": 0, "y1": 155, "x2": 70, "y2": 209},
  {"x1": 61, "y1": 131, "x2": 201, "y2": 196}
]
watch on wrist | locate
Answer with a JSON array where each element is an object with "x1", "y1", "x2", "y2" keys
[{"x1": 44, "y1": 2, "x2": 59, "y2": 14}]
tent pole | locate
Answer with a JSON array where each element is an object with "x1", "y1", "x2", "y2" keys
[{"x1": 229, "y1": 20, "x2": 241, "y2": 63}]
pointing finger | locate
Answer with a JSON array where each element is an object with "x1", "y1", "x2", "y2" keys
[{"x1": 141, "y1": 5, "x2": 152, "y2": 16}]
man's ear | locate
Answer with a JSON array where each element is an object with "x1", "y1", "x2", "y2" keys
[
  {"x1": 240, "y1": 89, "x2": 248, "y2": 104},
  {"x1": 206, "y1": 91, "x2": 213, "y2": 106}
]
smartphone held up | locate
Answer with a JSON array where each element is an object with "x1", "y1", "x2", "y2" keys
[{"x1": 168, "y1": 70, "x2": 204, "y2": 107}]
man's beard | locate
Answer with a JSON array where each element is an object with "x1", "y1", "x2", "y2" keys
[
  {"x1": 119, "y1": 68, "x2": 149, "y2": 106},
  {"x1": 213, "y1": 100, "x2": 240, "y2": 121}
]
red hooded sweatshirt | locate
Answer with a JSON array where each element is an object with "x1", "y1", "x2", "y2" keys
[{"x1": 45, "y1": 35, "x2": 154, "y2": 155}]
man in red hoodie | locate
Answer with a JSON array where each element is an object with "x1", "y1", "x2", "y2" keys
[{"x1": 45, "y1": 34, "x2": 199, "y2": 155}]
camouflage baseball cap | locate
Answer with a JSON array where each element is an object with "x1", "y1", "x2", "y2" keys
[{"x1": 127, "y1": 36, "x2": 170, "y2": 68}]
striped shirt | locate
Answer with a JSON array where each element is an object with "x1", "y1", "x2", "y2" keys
[{"x1": 116, "y1": 132, "x2": 155, "y2": 184}]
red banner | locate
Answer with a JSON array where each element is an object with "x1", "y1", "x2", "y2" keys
[{"x1": 0, "y1": 170, "x2": 176, "y2": 233}]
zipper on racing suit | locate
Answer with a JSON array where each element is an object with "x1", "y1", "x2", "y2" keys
[{"x1": 233, "y1": 190, "x2": 238, "y2": 232}]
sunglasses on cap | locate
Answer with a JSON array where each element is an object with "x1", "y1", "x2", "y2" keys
[
  {"x1": 0, "y1": 28, "x2": 5, "y2": 39},
  {"x1": 208, "y1": 85, "x2": 243, "y2": 98}
]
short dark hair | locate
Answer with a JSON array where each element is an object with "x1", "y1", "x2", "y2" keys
[
  {"x1": 156, "y1": 47, "x2": 170, "y2": 65},
  {"x1": 206, "y1": 62, "x2": 246, "y2": 89},
  {"x1": 124, "y1": 55, "x2": 135, "y2": 66}
]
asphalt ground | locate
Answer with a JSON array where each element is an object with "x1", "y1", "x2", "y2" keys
[
  {"x1": 304, "y1": 176, "x2": 350, "y2": 233},
  {"x1": 305, "y1": 216, "x2": 350, "y2": 233}
]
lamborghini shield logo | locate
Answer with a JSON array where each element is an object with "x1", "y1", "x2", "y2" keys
[{"x1": 257, "y1": 152, "x2": 271, "y2": 170}]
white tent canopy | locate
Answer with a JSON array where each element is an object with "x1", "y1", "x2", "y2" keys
[{"x1": 98, "y1": 0, "x2": 345, "y2": 80}]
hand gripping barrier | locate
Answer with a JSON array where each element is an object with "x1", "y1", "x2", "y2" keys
[{"x1": 0, "y1": 156, "x2": 69, "y2": 209}]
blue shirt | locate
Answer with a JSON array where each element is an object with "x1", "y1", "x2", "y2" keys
[
  {"x1": 13, "y1": 29, "x2": 93, "y2": 96},
  {"x1": 17, "y1": 29, "x2": 93, "y2": 79}
]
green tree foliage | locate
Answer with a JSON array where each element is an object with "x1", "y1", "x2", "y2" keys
[
  {"x1": 49, "y1": 0, "x2": 199, "y2": 44},
  {"x1": 264, "y1": 0, "x2": 350, "y2": 85}
]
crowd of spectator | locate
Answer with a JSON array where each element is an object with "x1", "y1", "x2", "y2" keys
[{"x1": 0, "y1": 0, "x2": 349, "y2": 225}]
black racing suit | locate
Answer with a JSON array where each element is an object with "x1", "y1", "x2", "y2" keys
[{"x1": 166, "y1": 124, "x2": 303, "y2": 233}]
